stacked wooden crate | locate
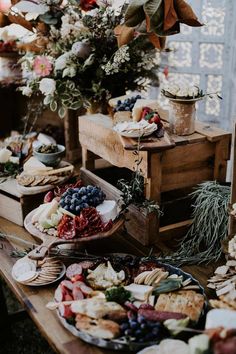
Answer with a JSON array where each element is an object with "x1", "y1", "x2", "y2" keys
[{"x1": 79, "y1": 114, "x2": 231, "y2": 246}]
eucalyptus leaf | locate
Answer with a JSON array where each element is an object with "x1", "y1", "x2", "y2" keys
[
  {"x1": 50, "y1": 100, "x2": 57, "y2": 112},
  {"x1": 143, "y1": 0, "x2": 163, "y2": 32},
  {"x1": 70, "y1": 101, "x2": 82, "y2": 110},
  {"x1": 39, "y1": 13, "x2": 58, "y2": 25},
  {"x1": 58, "y1": 106, "x2": 66, "y2": 118},
  {"x1": 125, "y1": 0, "x2": 147, "y2": 27},
  {"x1": 43, "y1": 95, "x2": 52, "y2": 105}
]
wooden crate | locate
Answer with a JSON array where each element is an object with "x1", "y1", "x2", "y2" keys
[
  {"x1": 0, "y1": 180, "x2": 45, "y2": 226},
  {"x1": 79, "y1": 114, "x2": 232, "y2": 246}
]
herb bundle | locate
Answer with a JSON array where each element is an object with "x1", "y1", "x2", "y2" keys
[
  {"x1": 117, "y1": 136, "x2": 161, "y2": 216},
  {"x1": 157, "y1": 181, "x2": 230, "y2": 266}
]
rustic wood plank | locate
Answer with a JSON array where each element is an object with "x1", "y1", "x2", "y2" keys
[
  {"x1": 79, "y1": 114, "x2": 149, "y2": 177},
  {"x1": 159, "y1": 220, "x2": 193, "y2": 241},
  {"x1": 80, "y1": 168, "x2": 158, "y2": 245},
  {"x1": 229, "y1": 124, "x2": 236, "y2": 235},
  {"x1": 0, "y1": 193, "x2": 23, "y2": 226},
  {"x1": 145, "y1": 153, "x2": 162, "y2": 203},
  {"x1": 118, "y1": 131, "x2": 175, "y2": 152},
  {"x1": 213, "y1": 136, "x2": 231, "y2": 182},
  {"x1": 195, "y1": 121, "x2": 231, "y2": 142}
]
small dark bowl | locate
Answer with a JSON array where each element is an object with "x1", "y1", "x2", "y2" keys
[{"x1": 33, "y1": 144, "x2": 65, "y2": 167}]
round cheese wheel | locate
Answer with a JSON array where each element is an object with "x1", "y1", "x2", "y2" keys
[{"x1": 17, "y1": 270, "x2": 38, "y2": 283}]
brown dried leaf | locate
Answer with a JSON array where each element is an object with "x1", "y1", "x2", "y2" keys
[
  {"x1": 8, "y1": 13, "x2": 33, "y2": 31},
  {"x1": 174, "y1": 0, "x2": 203, "y2": 27},
  {"x1": 0, "y1": 13, "x2": 11, "y2": 27},
  {"x1": 164, "y1": 0, "x2": 178, "y2": 31},
  {"x1": 148, "y1": 32, "x2": 166, "y2": 50},
  {"x1": 114, "y1": 24, "x2": 135, "y2": 47}
]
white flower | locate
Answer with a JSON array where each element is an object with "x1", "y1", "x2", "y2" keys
[
  {"x1": 0, "y1": 148, "x2": 12, "y2": 163},
  {"x1": 188, "y1": 86, "x2": 199, "y2": 97},
  {"x1": 21, "y1": 86, "x2": 33, "y2": 97},
  {"x1": 39, "y1": 78, "x2": 56, "y2": 96},
  {"x1": 71, "y1": 42, "x2": 91, "y2": 59},
  {"x1": 55, "y1": 53, "x2": 70, "y2": 71}
]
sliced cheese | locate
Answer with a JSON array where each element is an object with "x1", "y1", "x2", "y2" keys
[
  {"x1": 37, "y1": 133, "x2": 56, "y2": 145},
  {"x1": 32, "y1": 203, "x2": 50, "y2": 223},
  {"x1": 124, "y1": 283, "x2": 153, "y2": 301},
  {"x1": 132, "y1": 99, "x2": 159, "y2": 122},
  {"x1": 96, "y1": 200, "x2": 117, "y2": 223},
  {"x1": 38, "y1": 199, "x2": 59, "y2": 226},
  {"x1": 23, "y1": 157, "x2": 52, "y2": 173}
]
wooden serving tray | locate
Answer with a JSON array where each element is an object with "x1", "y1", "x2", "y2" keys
[
  {"x1": 16, "y1": 161, "x2": 74, "y2": 195},
  {"x1": 24, "y1": 209, "x2": 124, "y2": 260},
  {"x1": 118, "y1": 130, "x2": 175, "y2": 151}
]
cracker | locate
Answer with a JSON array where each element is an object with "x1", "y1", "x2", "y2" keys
[{"x1": 17, "y1": 175, "x2": 35, "y2": 186}]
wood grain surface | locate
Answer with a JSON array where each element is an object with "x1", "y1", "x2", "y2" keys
[{"x1": 0, "y1": 216, "x2": 223, "y2": 354}]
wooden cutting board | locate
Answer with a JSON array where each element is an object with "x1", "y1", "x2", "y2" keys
[
  {"x1": 24, "y1": 209, "x2": 125, "y2": 260},
  {"x1": 118, "y1": 130, "x2": 176, "y2": 151}
]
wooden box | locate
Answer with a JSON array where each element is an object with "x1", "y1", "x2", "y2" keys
[
  {"x1": 79, "y1": 114, "x2": 231, "y2": 245},
  {"x1": 0, "y1": 180, "x2": 45, "y2": 226}
]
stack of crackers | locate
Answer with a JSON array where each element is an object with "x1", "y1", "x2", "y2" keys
[
  {"x1": 208, "y1": 261, "x2": 236, "y2": 310},
  {"x1": 17, "y1": 165, "x2": 74, "y2": 187},
  {"x1": 12, "y1": 257, "x2": 65, "y2": 286}
]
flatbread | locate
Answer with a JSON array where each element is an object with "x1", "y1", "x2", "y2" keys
[{"x1": 155, "y1": 290, "x2": 205, "y2": 321}]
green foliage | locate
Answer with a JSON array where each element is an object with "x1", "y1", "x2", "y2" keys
[
  {"x1": 157, "y1": 181, "x2": 230, "y2": 266},
  {"x1": 117, "y1": 136, "x2": 161, "y2": 216},
  {"x1": 105, "y1": 286, "x2": 132, "y2": 304}
]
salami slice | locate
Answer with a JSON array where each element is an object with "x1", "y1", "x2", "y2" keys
[
  {"x1": 77, "y1": 261, "x2": 96, "y2": 270},
  {"x1": 58, "y1": 304, "x2": 74, "y2": 319},
  {"x1": 72, "y1": 286, "x2": 84, "y2": 300},
  {"x1": 66, "y1": 263, "x2": 82, "y2": 279},
  {"x1": 138, "y1": 309, "x2": 187, "y2": 322},
  {"x1": 60, "y1": 280, "x2": 73, "y2": 291}
]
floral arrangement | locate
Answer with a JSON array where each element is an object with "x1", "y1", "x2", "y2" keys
[
  {"x1": 15, "y1": 0, "x2": 161, "y2": 117},
  {"x1": 161, "y1": 81, "x2": 222, "y2": 101}
]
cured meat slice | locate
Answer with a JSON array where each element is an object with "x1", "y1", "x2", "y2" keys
[
  {"x1": 66, "y1": 264, "x2": 82, "y2": 279},
  {"x1": 138, "y1": 309, "x2": 187, "y2": 322}
]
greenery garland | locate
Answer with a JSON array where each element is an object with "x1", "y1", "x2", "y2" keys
[{"x1": 157, "y1": 181, "x2": 230, "y2": 266}]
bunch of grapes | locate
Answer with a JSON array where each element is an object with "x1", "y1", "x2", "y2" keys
[
  {"x1": 120, "y1": 313, "x2": 163, "y2": 343},
  {"x1": 59, "y1": 185, "x2": 106, "y2": 215},
  {"x1": 114, "y1": 95, "x2": 142, "y2": 112}
]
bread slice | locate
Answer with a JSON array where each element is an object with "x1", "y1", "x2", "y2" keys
[
  {"x1": 155, "y1": 290, "x2": 205, "y2": 321},
  {"x1": 75, "y1": 314, "x2": 120, "y2": 339}
]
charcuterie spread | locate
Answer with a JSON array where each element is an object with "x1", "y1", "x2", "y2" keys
[
  {"x1": 47, "y1": 255, "x2": 206, "y2": 350},
  {"x1": 25, "y1": 179, "x2": 119, "y2": 240}
]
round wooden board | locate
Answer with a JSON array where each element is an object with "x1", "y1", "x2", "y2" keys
[
  {"x1": 56, "y1": 255, "x2": 207, "y2": 352},
  {"x1": 24, "y1": 208, "x2": 124, "y2": 260},
  {"x1": 16, "y1": 161, "x2": 74, "y2": 195}
]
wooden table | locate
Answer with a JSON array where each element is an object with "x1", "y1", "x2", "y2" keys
[{"x1": 0, "y1": 216, "x2": 221, "y2": 354}]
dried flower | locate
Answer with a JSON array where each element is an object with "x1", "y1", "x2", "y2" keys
[{"x1": 80, "y1": 0, "x2": 98, "y2": 12}]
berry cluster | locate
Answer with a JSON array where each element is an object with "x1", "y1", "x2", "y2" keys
[
  {"x1": 114, "y1": 95, "x2": 142, "y2": 112},
  {"x1": 59, "y1": 186, "x2": 105, "y2": 215},
  {"x1": 120, "y1": 312, "x2": 163, "y2": 343}
]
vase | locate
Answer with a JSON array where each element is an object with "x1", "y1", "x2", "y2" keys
[{"x1": 168, "y1": 98, "x2": 202, "y2": 136}]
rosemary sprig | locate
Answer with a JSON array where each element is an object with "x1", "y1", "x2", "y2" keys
[{"x1": 157, "y1": 181, "x2": 230, "y2": 266}]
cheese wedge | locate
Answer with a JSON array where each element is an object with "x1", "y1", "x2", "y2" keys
[
  {"x1": 23, "y1": 157, "x2": 52, "y2": 173},
  {"x1": 132, "y1": 99, "x2": 159, "y2": 122},
  {"x1": 38, "y1": 199, "x2": 59, "y2": 226},
  {"x1": 124, "y1": 283, "x2": 153, "y2": 301},
  {"x1": 96, "y1": 200, "x2": 117, "y2": 223}
]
